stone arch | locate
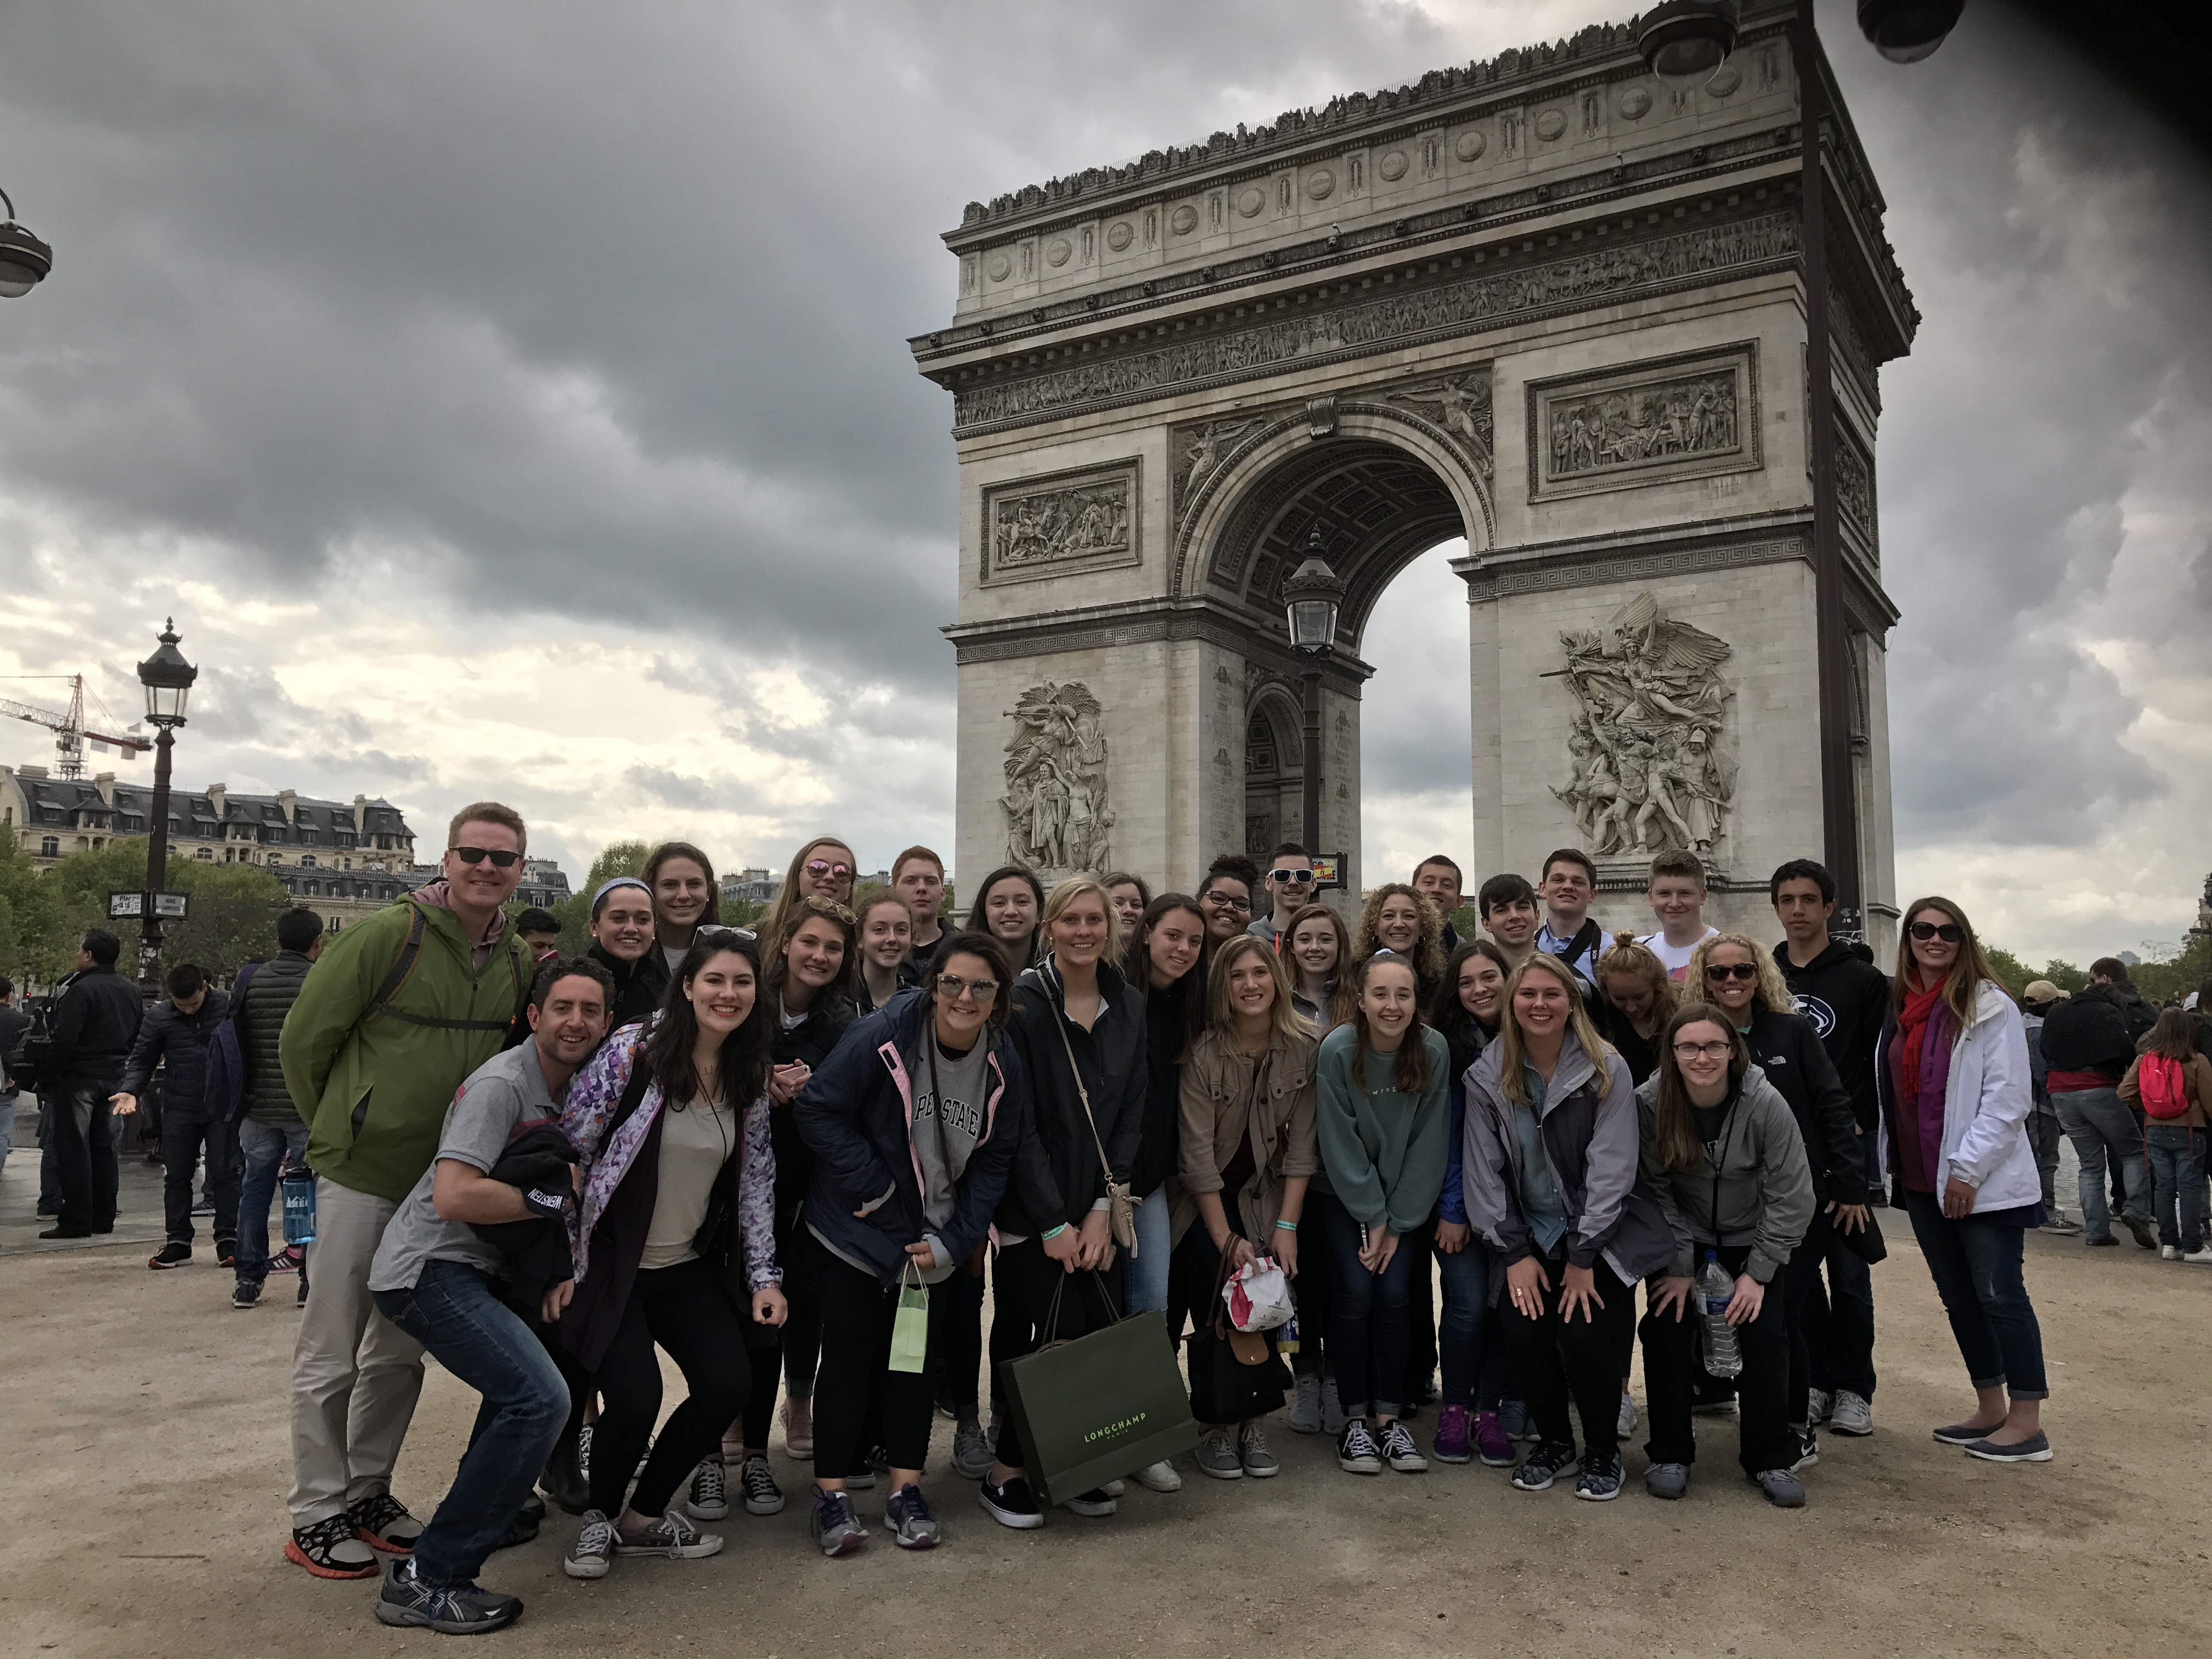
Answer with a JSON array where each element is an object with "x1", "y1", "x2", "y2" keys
[
  {"x1": 1242, "y1": 678, "x2": 1306, "y2": 857},
  {"x1": 1172, "y1": 399, "x2": 1492, "y2": 651}
]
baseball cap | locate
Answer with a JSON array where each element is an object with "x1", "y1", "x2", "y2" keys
[{"x1": 2022, "y1": 979, "x2": 2062, "y2": 1006}]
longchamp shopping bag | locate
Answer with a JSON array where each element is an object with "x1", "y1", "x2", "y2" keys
[{"x1": 1001, "y1": 1271, "x2": 1197, "y2": 1506}]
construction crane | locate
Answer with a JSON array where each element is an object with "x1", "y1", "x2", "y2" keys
[{"x1": 0, "y1": 675, "x2": 151, "y2": 779}]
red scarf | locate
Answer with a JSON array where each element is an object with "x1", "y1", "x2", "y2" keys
[{"x1": 1894, "y1": 977, "x2": 1947, "y2": 1114}]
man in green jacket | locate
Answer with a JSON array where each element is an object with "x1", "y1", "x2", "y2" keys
[{"x1": 279, "y1": 802, "x2": 535, "y2": 1581}]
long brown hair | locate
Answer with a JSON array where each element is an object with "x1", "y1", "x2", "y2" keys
[
  {"x1": 760, "y1": 895, "x2": 861, "y2": 1024},
  {"x1": 642, "y1": 929, "x2": 771, "y2": 1113},
  {"x1": 1352, "y1": 883, "x2": 1447, "y2": 986},
  {"x1": 1349, "y1": 952, "x2": 1431, "y2": 1098},
  {"x1": 2146, "y1": 1006, "x2": 2199, "y2": 1064},
  {"x1": 1650, "y1": 1001, "x2": 1750, "y2": 1173},
  {"x1": 754, "y1": 834, "x2": 857, "y2": 949},
  {"x1": 1283, "y1": 901, "x2": 1358, "y2": 1032},
  {"x1": 1496, "y1": 952, "x2": 1615, "y2": 1107},
  {"x1": 1893, "y1": 895, "x2": 2005, "y2": 1029}
]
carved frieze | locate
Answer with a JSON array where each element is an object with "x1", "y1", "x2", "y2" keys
[
  {"x1": 981, "y1": 461, "x2": 1141, "y2": 587},
  {"x1": 1525, "y1": 343, "x2": 1761, "y2": 503},
  {"x1": 1001, "y1": 680, "x2": 1113, "y2": 879},
  {"x1": 952, "y1": 212, "x2": 1802, "y2": 435},
  {"x1": 1551, "y1": 592, "x2": 1736, "y2": 859},
  {"x1": 1386, "y1": 373, "x2": 1493, "y2": 478},
  {"x1": 1836, "y1": 420, "x2": 1876, "y2": 545},
  {"x1": 1173, "y1": 421, "x2": 1258, "y2": 518}
]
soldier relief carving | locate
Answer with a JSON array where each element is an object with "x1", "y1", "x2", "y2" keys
[
  {"x1": 1552, "y1": 594, "x2": 1737, "y2": 859},
  {"x1": 992, "y1": 479, "x2": 1130, "y2": 571},
  {"x1": 1001, "y1": 680, "x2": 1114, "y2": 878},
  {"x1": 1550, "y1": 369, "x2": 1737, "y2": 477}
]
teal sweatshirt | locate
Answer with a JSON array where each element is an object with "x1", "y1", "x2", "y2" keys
[{"x1": 1313, "y1": 1023, "x2": 1451, "y2": 1235}]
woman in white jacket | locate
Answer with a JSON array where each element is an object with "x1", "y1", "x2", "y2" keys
[{"x1": 1874, "y1": 896, "x2": 2050, "y2": 1464}]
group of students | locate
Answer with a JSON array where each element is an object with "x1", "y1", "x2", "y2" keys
[{"x1": 259, "y1": 806, "x2": 2058, "y2": 1637}]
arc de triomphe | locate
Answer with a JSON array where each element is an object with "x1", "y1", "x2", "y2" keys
[{"x1": 910, "y1": 1, "x2": 1911, "y2": 946}]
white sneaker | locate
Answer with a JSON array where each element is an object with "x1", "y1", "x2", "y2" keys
[
  {"x1": 1289, "y1": 1373, "x2": 1323, "y2": 1434},
  {"x1": 2162, "y1": 1245, "x2": 2183, "y2": 1261},
  {"x1": 1135, "y1": 1458, "x2": 1182, "y2": 1493},
  {"x1": 1616, "y1": 1391, "x2": 1637, "y2": 1438},
  {"x1": 2184, "y1": 1247, "x2": 2212, "y2": 1265}
]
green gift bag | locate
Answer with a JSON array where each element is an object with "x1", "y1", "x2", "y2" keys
[
  {"x1": 889, "y1": 1261, "x2": 930, "y2": 1375},
  {"x1": 1002, "y1": 1272, "x2": 1198, "y2": 1506}
]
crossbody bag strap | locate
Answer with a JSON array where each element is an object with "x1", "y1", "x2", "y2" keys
[{"x1": 1052, "y1": 1008, "x2": 1117, "y2": 1194}]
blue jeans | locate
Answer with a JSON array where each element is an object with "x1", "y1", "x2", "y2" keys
[
  {"x1": 1904, "y1": 1189, "x2": 2047, "y2": 1400},
  {"x1": 2053, "y1": 1087, "x2": 2148, "y2": 1240},
  {"x1": 2146, "y1": 1125, "x2": 2209, "y2": 1252},
  {"x1": 235, "y1": 1117, "x2": 310, "y2": 1286},
  {"x1": 373, "y1": 1260, "x2": 568, "y2": 1589},
  {"x1": 1313, "y1": 1190, "x2": 1416, "y2": 1420},
  {"x1": 1125, "y1": 1182, "x2": 1172, "y2": 1317},
  {"x1": 1433, "y1": 1233, "x2": 1508, "y2": 1412}
]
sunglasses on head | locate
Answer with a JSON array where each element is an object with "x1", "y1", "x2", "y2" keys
[
  {"x1": 450, "y1": 847, "x2": 521, "y2": 868},
  {"x1": 805, "y1": 859, "x2": 854, "y2": 880},
  {"x1": 1268, "y1": 867, "x2": 1312, "y2": 884},
  {"x1": 1704, "y1": 961, "x2": 1760, "y2": 982},
  {"x1": 1909, "y1": 921, "x2": 1963, "y2": 943}
]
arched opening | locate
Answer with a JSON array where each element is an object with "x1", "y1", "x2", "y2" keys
[{"x1": 1189, "y1": 413, "x2": 1488, "y2": 898}]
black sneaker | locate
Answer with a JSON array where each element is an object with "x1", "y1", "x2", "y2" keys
[
  {"x1": 978, "y1": 1474, "x2": 1043, "y2": 1530},
  {"x1": 738, "y1": 1453, "x2": 785, "y2": 1516},
  {"x1": 539, "y1": 1429, "x2": 590, "y2": 1515},
  {"x1": 231, "y1": 1280, "x2": 262, "y2": 1310},
  {"x1": 148, "y1": 1242, "x2": 191, "y2": 1269},
  {"x1": 491, "y1": 1505, "x2": 539, "y2": 1551},
  {"x1": 614, "y1": 1509, "x2": 723, "y2": 1560},
  {"x1": 1791, "y1": 1427, "x2": 1820, "y2": 1471},
  {"x1": 1061, "y1": 1487, "x2": 1117, "y2": 1518},
  {"x1": 1337, "y1": 1419, "x2": 1383, "y2": 1475},
  {"x1": 348, "y1": 1491, "x2": 422, "y2": 1554},
  {"x1": 684, "y1": 1460, "x2": 729, "y2": 1521},
  {"x1": 373, "y1": 1556, "x2": 523, "y2": 1634},
  {"x1": 1573, "y1": 1452, "x2": 1625, "y2": 1501},
  {"x1": 1511, "y1": 1441, "x2": 1581, "y2": 1492},
  {"x1": 37, "y1": 1224, "x2": 93, "y2": 1240}
]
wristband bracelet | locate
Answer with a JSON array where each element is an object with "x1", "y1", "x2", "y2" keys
[
  {"x1": 1274, "y1": 1219, "x2": 1297, "y2": 1232},
  {"x1": 1040, "y1": 1223, "x2": 1068, "y2": 1242}
]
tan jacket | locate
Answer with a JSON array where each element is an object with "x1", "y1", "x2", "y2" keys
[
  {"x1": 2120, "y1": 1049, "x2": 2212, "y2": 1130},
  {"x1": 1171, "y1": 1025, "x2": 1318, "y2": 1247}
]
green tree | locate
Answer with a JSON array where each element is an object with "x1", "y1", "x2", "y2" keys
[
  {"x1": 1983, "y1": 945, "x2": 2033, "y2": 997},
  {"x1": 2039, "y1": 958, "x2": 2089, "y2": 994},
  {"x1": 38, "y1": 840, "x2": 285, "y2": 982},
  {"x1": 2135, "y1": 935, "x2": 2211, "y2": 1006}
]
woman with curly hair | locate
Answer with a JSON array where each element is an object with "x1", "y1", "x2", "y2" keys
[
  {"x1": 1685, "y1": 932, "x2": 1867, "y2": 1466},
  {"x1": 1352, "y1": 883, "x2": 1447, "y2": 1002}
]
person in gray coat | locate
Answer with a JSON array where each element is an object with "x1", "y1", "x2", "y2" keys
[
  {"x1": 1636, "y1": 1003, "x2": 1815, "y2": 1506},
  {"x1": 1462, "y1": 955, "x2": 1674, "y2": 1503}
]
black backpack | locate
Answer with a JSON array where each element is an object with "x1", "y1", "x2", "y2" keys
[{"x1": 7, "y1": 997, "x2": 58, "y2": 1094}]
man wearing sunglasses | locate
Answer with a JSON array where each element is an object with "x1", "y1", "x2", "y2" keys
[
  {"x1": 1247, "y1": 843, "x2": 1314, "y2": 947},
  {"x1": 277, "y1": 802, "x2": 542, "y2": 1581}
]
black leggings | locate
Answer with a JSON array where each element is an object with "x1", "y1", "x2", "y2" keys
[
  {"x1": 989, "y1": 1238, "x2": 1120, "y2": 1472},
  {"x1": 590, "y1": 1259, "x2": 751, "y2": 1517},
  {"x1": 938, "y1": 1248, "x2": 988, "y2": 1419},
  {"x1": 812, "y1": 1254, "x2": 955, "y2": 1479},
  {"x1": 736, "y1": 1217, "x2": 825, "y2": 1451},
  {"x1": 1498, "y1": 1249, "x2": 1635, "y2": 1459}
]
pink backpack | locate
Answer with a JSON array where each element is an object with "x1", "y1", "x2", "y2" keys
[{"x1": 2138, "y1": 1054, "x2": 2190, "y2": 1121}]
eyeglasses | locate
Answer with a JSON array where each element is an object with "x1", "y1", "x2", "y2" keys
[
  {"x1": 935, "y1": 974, "x2": 999, "y2": 1005},
  {"x1": 450, "y1": 847, "x2": 521, "y2": 868},
  {"x1": 1202, "y1": 890, "x2": 1251, "y2": 912},
  {"x1": 1673, "y1": 1041, "x2": 1733, "y2": 1061},
  {"x1": 1909, "y1": 922, "x2": 1963, "y2": 943},
  {"x1": 1704, "y1": 962, "x2": 1759, "y2": 982},
  {"x1": 1267, "y1": 868, "x2": 1313, "y2": 884},
  {"x1": 804, "y1": 860, "x2": 854, "y2": 881}
]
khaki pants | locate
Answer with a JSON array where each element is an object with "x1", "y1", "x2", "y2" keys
[{"x1": 287, "y1": 1177, "x2": 426, "y2": 1526}]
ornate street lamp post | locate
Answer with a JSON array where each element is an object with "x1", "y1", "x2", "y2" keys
[
  {"x1": 1636, "y1": 0, "x2": 1957, "y2": 936},
  {"x1": 1281, "y1": 531, "x2": 1345, "y2": 854},
  {"x1": 134, "y1": 620, "x2": 198, "y2": 991}
]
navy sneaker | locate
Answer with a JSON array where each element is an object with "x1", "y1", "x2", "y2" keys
[
  {"x1": 373, "y1": 1557, "x2": 522, "y2": 1634},
  {"x1": 884, "y1": 1483, "x2": 941, "y2": 1549},
  {"x1": 810, "y1": 1488, "x2": 867, "y2": 1557}
]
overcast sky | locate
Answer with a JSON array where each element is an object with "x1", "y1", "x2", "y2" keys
[{"x1": 1, "y1": 1, "x2": 2204, "y2": 965}]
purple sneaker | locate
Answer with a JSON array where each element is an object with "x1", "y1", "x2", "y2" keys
[
  {"x1": 1474, "y1": 1409, "x2": 1516, "y2": 1468},
  {"x1": 1431, "y1": 1404, "x2": 1472, "y2": 1464}
]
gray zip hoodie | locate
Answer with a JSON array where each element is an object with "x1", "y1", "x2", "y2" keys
[{"x1": 1633, "y1": 1063, "x2": 1814, "y2": 1284}]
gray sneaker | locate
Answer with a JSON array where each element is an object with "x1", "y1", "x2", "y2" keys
[
  {"x1": 1645, "y1": 1461, "x2": 1690, "y2": 1500},
  {"x1": 1289, "y1": 1373, "x2": 1323, "y2": 1434},
  {"x1": 1498, "y1": 1398, "x2": 1535, "y2": 1440},
  {"x1": 1753, "y1": 1468, "x2": 1807, "y2": 1506},
  {"x1": 1197, "y1": 1426, "x2": 1243, "y2": 1480},
  {"x1": 1807, "y1": 1388, "x2": 1833, "y2": 1427},
  {"x1": 809, "y1": 1488, "x2": 867, "y2": 1557},
  {"x1": 883, "y1": 1483, "x2": 940, "y2": 1550},
  {"x1": 1319, "y1": 1375, "x2": 1347, "y2": 1436},
  {"x1": 614, "y1": 1509, "x2": 724, "y2": 1560},
  {"x1": 951, "y1": 1418, "x2": 992, "y2": 1480},
  {"x1": 562, "y1": 1510, "x2": 616, "y2": 1580},
  {"x1": 373, "y1": 1558, "x2": 522, "y2": 1633},
  {"x1": 1829, "y1": 1391, "x2": 1874, "y2": 1436},
  {"x1": 2039, "y1": 1211, "x2": 2082, "y2": 1236},
  {"x1": 1616, "y1": 1391, "x2": 1637, "y2": 1438},
  {"x1": 1238, "y1": 1420, "x2": 1280, "y2": 1478}
]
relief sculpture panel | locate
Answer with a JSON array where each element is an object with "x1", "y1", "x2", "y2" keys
[
  {"x1": 1551, "y1": 592, "x2": 1737, "y2": 861},
  {"x1": 1525, "y1": 343, "x2": 1762, "y2": 503},
  {"x1": 981, "y1": 461, "x2": 1141, "y2": 586},
  {"x1": 1001, "y1": 680, "x2": 1113, "y2": 879}
]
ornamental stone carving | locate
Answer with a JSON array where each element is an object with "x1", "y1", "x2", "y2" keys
[
  {"x1": 1535, "y1": 108, "x2": 1567, "y2": 141},
  {"x1": 1620, "y1": 86, "x2": 1652, "y2": 120},
  {"x1": 1107, "y1": 220, "x2": 1133, "y2": 252},
  {"x1": 1001, "y1": 680, "x2": 1113, "y2": 878},
  {"x1": 954, "y1": 213, "x2": 1799, "y2": 434},
  {"x1": 1552, "y1": 593, "x2": 1737, "y2": 857},
  {"x1": 983, "y1": 462, "x2": 1141, "y2": 585},
  {"x1": 1386, "y1": 373, "x2": 1493, "y2": 478},
  {"x1": 1378, "y1": 149, "x2": 1409, "y2": 181},
  {"x1": 1173, "y1": 420, "x2": 1257, "y2": 514},
  {"x1": 1305, "y1": 167, "x2": 1336, "y2": 200},
  {"x1": 1525, "y1": 343, "x2": 1761, "y2": 502},
  {"x1": 1454, "y1": 127, "x2": 1486, "y2": 161}
]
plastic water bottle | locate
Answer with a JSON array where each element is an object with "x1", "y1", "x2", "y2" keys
[
  {"x1": 281, "y1": 1170, "x2": 318, "y2": 1248},
  {"x1": 1698, "y1": 1250, "x2": 1742, "y2": 1378}
]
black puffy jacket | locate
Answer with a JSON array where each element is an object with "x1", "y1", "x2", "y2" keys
[
  {"x1": 2039, "y1": 988, "x2": 2135, "y2": 1081},
  {"x1": 1128, "y1": 973, "x2": 1198, "y2": 1199},
  {"x1": 998, "y1": 956, "x2": 1147, "y2": 1238},
  {"x1": 767, "y1": 992, "x2": 856, "y2": 1227},
  {"x1": 589, "y1": 941, "x2": 668, "y2": 1032},
  {"x1": 236, "y1": 950, "x2": 315, "y2": 1125},
  {"x1": 117, "y1": 988, "x2": 232, "y2": 1118}
]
